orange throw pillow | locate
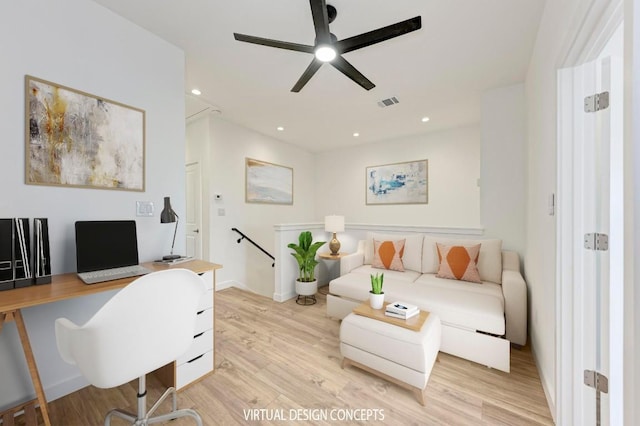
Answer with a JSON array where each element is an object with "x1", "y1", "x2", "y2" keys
[
  {"x1": 436, "y1": 243, "x2": 482, "y2": 283},
  {"x1": 372, "y1": 239, "x2": 405, "y2": 272}
]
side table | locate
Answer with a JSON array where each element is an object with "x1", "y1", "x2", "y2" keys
[
  {"x1": 317, "y1": 252, "x2": 349, "y2": 294},
  {"x1": 318, "y1": 252, "x2": 350, "y2": 260}
]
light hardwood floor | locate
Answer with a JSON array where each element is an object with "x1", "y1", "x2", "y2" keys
[{"x1": 41, "y1": 287, "x2": 553, "y2": 425}]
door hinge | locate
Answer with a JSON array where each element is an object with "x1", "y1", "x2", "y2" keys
[
  {"x1": 584, "y1": 233, "x2": 609, "y2": 251},
  {"x1": 584, "y1": 91, "x2": 610, "y2": 112},
  {"x1": 584, "y1": 370, "x2": 609, "y2": 393}
]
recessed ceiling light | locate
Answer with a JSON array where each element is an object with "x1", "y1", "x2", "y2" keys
[
  {"x1": 191, "y1": 89, "x2": 202, "y2": 96},
  {"x1": 277, "y1": 126, "x2": 284, "y2": 131},
  {"x1": 421, "y1": 116, "x2": 430, "y2": 123},
  {"x1": 353, "y1": 132, "x2": 360, "y2": 137}
]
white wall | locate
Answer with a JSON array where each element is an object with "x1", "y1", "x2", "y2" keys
[
  {"x1": 481, "y1": 84, "x2": 527, "y2": 255},
  {"x1": 0, "y1": 0, "x2": 184, "y2": 410},
  {"x1": 314, "y1": 125, "x2": 482, "y2": 228},
  {"x1": 524, "y1": 0, "x2": 585, "y2": 416},
  {"x1": 187, "y1": 116, "x2": 317, "y2": 297}
]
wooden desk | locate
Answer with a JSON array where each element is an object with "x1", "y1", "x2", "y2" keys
[{"x1": 0, "y1": 260, "x2": 221, "y2": 426}]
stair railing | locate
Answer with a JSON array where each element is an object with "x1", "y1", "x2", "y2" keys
[{"x1": 231, "y1": 228, "x2": 275, "y2": 267}]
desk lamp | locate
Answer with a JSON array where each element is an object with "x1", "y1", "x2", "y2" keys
[
  {"x1": 325, "y1": 215, "x2": 344, "y2": 256},
  {"x1": 160, "y1": 197, "x2": 180, "y2": 260}
]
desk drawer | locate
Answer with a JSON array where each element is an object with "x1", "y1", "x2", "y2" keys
[
  {"x1": 198, "y1": 288, "x2": 214, "y2": 311},
  {"x1": 176, "y1": 349, "x2": 214, "y2": 389},
  {"x1": 178, "y1": 328, "x2": 214, "y2": 366},
  {"x1": 199, "y1": 270, "x2": 214, "y2": 291},
  {"x1": 194, "y1": 307, "x2": 213, "y2": 335}
]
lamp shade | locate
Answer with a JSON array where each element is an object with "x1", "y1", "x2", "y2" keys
[
  {"x1": 160, "y1": 197, "x2": 177, "y2": 223},
  {"x1": 324, "y1": 215, "x2": 344, "y2": 233}
]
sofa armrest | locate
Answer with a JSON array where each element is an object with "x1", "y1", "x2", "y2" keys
[
  {"x1": 501, "y1": 251, "x2": 527, "y2": 346},
  {"x1": 340, "y1": 241, "x2": 365, "y2": 275}
]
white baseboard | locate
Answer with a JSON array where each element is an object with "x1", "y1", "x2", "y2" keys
[
  {"x1": 216, "y1": 280, "x2": 248, "y2": 291},
  {"x1": 46, "y1": 374, "x2": 88, "y2": 403},
  {"x1": 272, "y1": 290, "x2": 296, "y2": 302},
  {"x1": 531, "y1": 340, "x2": 556, "y2": 424}
]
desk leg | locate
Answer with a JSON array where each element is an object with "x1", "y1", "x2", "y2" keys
[{"x1": 13, "y1": 309, "x2": 52, "y2": 426}]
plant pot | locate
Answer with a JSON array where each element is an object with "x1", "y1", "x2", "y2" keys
[
  {"x1": 369, "y1": 291, "x2": 385, "y2": 309},
  {"x1": 295, "y1": 279, "x2": 318, "y2": 296}
]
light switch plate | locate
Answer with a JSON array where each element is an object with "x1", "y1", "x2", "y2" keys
[{"x1": 136, "y1": 201, "x2": 154, "y2": 217}]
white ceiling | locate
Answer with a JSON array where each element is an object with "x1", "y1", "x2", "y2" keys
[{"x1": 92, "y1": 0, "x2": 545, "y2": 153}]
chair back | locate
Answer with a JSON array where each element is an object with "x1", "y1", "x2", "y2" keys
[{"x1": 55, "y1": 269, "x2": 206, "y2": 388}]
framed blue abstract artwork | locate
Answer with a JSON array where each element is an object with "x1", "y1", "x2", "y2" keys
[{"x1": 366, "y1": 159, "x2": 428, "y2": 205}]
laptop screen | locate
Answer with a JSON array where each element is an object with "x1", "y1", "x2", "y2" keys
[{"x1": 75, "y1": 220, "x2": 140, "y2": 273}]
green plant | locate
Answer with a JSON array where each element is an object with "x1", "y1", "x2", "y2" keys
[
  {"x1": 370, "y1": 273, "x2": 384, "y2": 294},
  {"x1": 288, "y1": 231, "x2": 326, "y2": 282}
]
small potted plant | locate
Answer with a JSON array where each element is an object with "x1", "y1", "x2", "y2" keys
[
  {"x1": 370, "y1": 272, "x2": 385, "y2": 309},
  {"x1": 288, "y1": 231, "x2": 326, "y2": 304}
]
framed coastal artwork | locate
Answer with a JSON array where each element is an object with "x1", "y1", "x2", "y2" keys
[
  {"x1": 245, "y1": 158, "x2": 293, "y2": 204},
  {"x1": 366, "y1": 159, "x2": 428, "y2": 205},
  {"x1": 25, "y1": 75, "x2": 145, "y2": 191}
]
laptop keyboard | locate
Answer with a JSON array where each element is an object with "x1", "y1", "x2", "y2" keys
[{"x1": 78, "y1": 265, "x2": 151, "y2": 284}]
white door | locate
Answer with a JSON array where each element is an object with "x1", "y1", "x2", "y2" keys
[
  {"x1": 185, "y1": 162, "x2": 202, "y2": 259},
  {"x1": 559, "y1": 54, "x2": 623, "y2": 425}
]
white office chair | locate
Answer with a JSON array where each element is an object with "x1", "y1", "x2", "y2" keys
[{"x1": 55, "y1": 269, "x2": 206, "y2": 425}]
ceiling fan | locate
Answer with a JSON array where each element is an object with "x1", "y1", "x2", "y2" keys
[{"x1": 233, "y1": 0, "x2": 422, "y2": 92}]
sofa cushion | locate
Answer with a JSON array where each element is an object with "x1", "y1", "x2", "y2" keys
[
  {"x1": 331, "y1": 273, "x2": 504, "y2": 335},
  {"x1": 436, "y1": 243, "x2": 482, "y2": 283},
  {"x1": 330, "y1": 268, "x2": 421, "y2": 300},
  {"x1": 364, "y1": 233, "x2": 423, "y2": 272},
  {"x1": 410, "y1": 277, "x2": 505, "y2": 335},
  {"x1": 348, "y1": 265, "x2": 421, "y2": 282},
  {"x1": 372, "y1": 239, "x2": 405, "y2": 271},
  {"x1": 414, "y1": 274, "x2": 504, "y2": 309},
  {"x1": 422, "y1": 236, "x2": 502, "y2": 284}
]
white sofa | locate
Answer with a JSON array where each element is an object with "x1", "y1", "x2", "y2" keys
[{"x1": 327, "y1": 233, "x2": 527, "y2": 373}]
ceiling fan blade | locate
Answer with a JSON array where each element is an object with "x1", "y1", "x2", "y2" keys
[
  {"x1": 234, "y1": 33, "x2": 315, "y2": 53},
  {"x1": 309, "y1": 0, "x2": 331, "y2": 44},
  {"x1": 330, "y1": 56, "x2": 375, "y2": 90},
  {"x1": 335, "y1": 16, "x2": 422, "y2": 54},
  {"x1": 291, "y1": 58, "x2": 323, "y2": 92}
]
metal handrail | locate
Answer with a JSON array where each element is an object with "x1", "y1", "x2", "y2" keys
[{"x1": 231, "y1": 228, "x2": 275, "y2": 267}]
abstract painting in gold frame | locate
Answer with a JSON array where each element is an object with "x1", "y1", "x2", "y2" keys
[
  {"x1": 245, "y1": 158, "x2": 293, "y2": 204},
  {"x1": 25, "y1": 75, "x2": 145, "y2": 191}
]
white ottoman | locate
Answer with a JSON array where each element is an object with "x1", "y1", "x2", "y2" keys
[{"x1": 340, "y1": 312, "x2": 441, "y2": 405}]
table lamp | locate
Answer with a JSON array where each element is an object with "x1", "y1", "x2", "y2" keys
[
  {"x1": 325, "y1": 215, "x2": 345, "y2": 256},
  {"x1": 160, "y1": 196, "x2": 181, "y2": 260}
]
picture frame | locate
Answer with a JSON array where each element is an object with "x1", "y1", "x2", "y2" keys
[
  {"x1": 366, "y1": 159, "x2": 428, "y2": 205},
  {"x1": 25, "y1": 75, "x2": 146, "y2": 191},
  {"x1": 245, "y1": 158, "x2": 293, "y2": 204}
]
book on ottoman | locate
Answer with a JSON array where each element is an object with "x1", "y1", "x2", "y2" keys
[
  {"x1": 385, "y1": 309, "x2": 419, "y2": 320},
  {"x1": 386, "y1": 301, "x2": 419, "y2": 319}
]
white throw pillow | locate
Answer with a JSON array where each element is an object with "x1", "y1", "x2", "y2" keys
[
  {"x1": 363, "y1": 232, "x2": 424, "y2": 272},
  {"x1": 422, "y1": 235, "x2": 503, "y2": 284}
]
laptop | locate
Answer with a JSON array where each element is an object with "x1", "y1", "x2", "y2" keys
[{"x1": 75, "y1": 220, "x2": 151, "y2": 284}]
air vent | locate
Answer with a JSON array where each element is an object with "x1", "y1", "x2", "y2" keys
[{"x1": 377, "y1": 96, "x2": 399, "y2": 108}]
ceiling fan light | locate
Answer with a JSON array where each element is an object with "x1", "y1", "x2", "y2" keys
[{"x1": 315, "y1": 45, "x2": 336, "y2": 62}]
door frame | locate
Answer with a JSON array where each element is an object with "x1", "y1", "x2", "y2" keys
[
  {"x1": 555, "y1": 0, "x2": 624, "y2": 424},
  {"x1": 624, "y1": 1, "x2": 640, "y2": 424},
  {"x1": 185, "y1": 161, "x2": 203, "y2": 259}
]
